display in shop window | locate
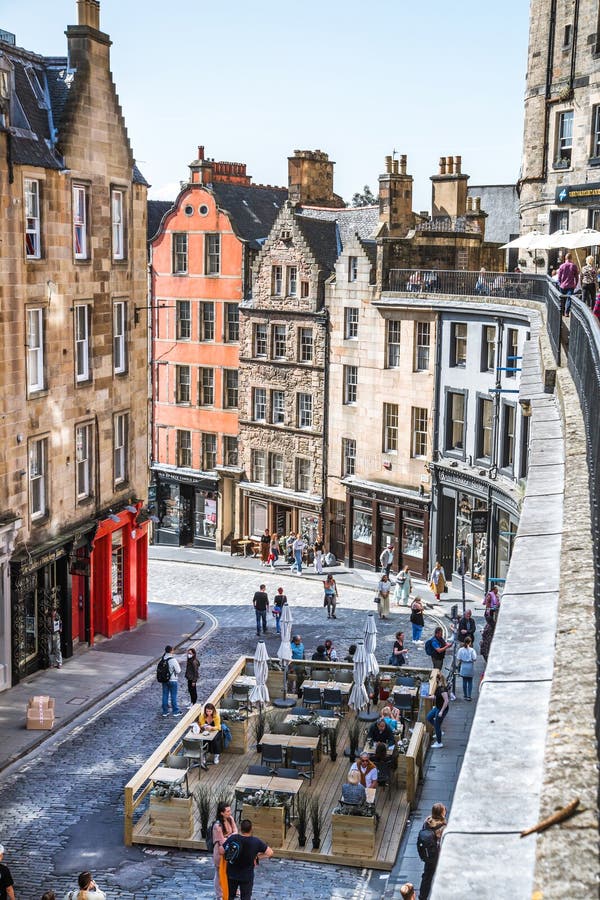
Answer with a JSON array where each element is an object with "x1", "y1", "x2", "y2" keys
[
  {"x1": 402, "y1": 522, "x2": 423, "y2": 558},
  {"x1": 352, "y1": 509, "x2": 372, "y2": 544}
]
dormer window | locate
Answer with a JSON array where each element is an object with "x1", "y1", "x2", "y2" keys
[
  {"x1": 24, "y1": 66, "x2": 47, "y2": 108},
  {"x1": 0, "y1": 69, "x2": 9, "y2": 101},
  {"x1": 280, "y1": 229, "x2": 292, "y2": 242}
]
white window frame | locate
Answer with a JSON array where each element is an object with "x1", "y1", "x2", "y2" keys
[
  {"x1": 113, "y1": 301, "x2": 127, "y2": 374},
  {"x1": 224, "y1": 435, "x2": 238, "y2": 467},
  {"x1": 202, "y1": 432, "x2": 217, "y2": 470},
  {"x1": 297, "y1": 393, "x2": 313, "y2": 429},
  {"x1": 383, "y1": 402, "x2": 399, "y2": 453},
  {"x1": 73, "y1": 184, "x2": 88, "y2": 259},
  {"x1": 205, "y1": 233, "x2": 221, "y2": 275},
  {"x1": 254, "y1": 324, "x2": 268, "y2": 357},
  {"x1": 114, "y1": 413, "x2": 128, "y2": 484},
  {"x1": 415, "y1": 321, "x2": 431, "y2": 372},
  {"x1": 272, "y1": 265, "x2": 283, "y2": 296},
  {"x1": 200, "y1": 367, "x2": 214, "y2": 406},
  {"x1": 74, "y1": 304, "x2": 91, "y2": 383},
  {"x1": 411, "y1": 407, "x2": 428, "y2": 458},
  {"x1": 287, "y1": 266, "x2": 298, "y2": 296},
  {"x1": 224, "y1": 369, "x2": 238, "y2": 408},
  {"x1": 344, "y1": 307, "x2": 359, "y2": 339},
  {"x1": 29, "y1": 437, "x2": 47, "y2": 520},
  {"x1": 343, "y1": 365, "x2": 358, "y2": 404},
  {"x1": 253, "y1": 387, "x2": 267, "y2": 422},
  {"x1": 27, "y1": 307, "x2": 44, "y2": 392},
  {"x1": 348, "y1": 256, "x2": 358, "y2": 282},
  {"x1": 271, "y1": 390, "x2": 285, "y2": 424},
  {"x1": 272, "y1": 324, "x2": 287, "y2": 359},
  {"x1": 177, "y1": 429, "x2": 192, "y2": 468},
  {"x1": 111, "y1": 188, "x2": 125, "y2": 260},
  {"x1": 387, "y1": 320, "x2": 401, "y2": 368},
  {"x1": 25, "y1": 178, "x2": 41, "y2": 259},
  {"x1": 76, "y1": 422, "x2": 92, "y2": 500},
  {"x1": 295, "y1": 457, "x2": 311, "y2": 492},
  {"x1": 251, "y1": 449, "x2": 266, "y2": 483},
  {"x1": 270, "y1": 452, "x2": 284, "y2": 487},
  {"x1": 176, "y1": 365, "x2": 191, "y2": 404},
  {"x1": 299, "y1": 328, "x2": 313, "y2": 363},
  {"x1": 172, "y1": 233, "x2": 188, "y2": 274},
  {"x1": 342, "y1": 437, "x2": 356, "y2": 476},
  {"x1": 200, "y1": 302, "x2": 215, "y2": 341},
  {"x1": 176, "y1": 300, "x2": 191, "y2": 340}
]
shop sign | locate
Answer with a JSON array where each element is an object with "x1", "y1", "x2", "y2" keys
[
  {"x1": 471, "y1": 509, "x2": 489, "y2": 534},
  {"x1": 555, "y1": 182, "x2": 600, "y2": 205},
  {"x1": 17, "y1": 546, "x2": 66, "y2": 575}
]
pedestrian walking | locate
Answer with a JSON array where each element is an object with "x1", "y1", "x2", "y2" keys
[
  {"x1": 64, "y1": 871, "x2": 106, "y2": 900},
  {"x1": 313, "y1": 535, "x2": 324, "y2": 574},
  {"x1": 389, "y1": 630, "x2": 407, "y2": 666},
  {"x1": 268, "y1": 533, "x2": 279, "y2": 568},
  {"x1": 557, "y1": 252, "x2": 579, "y2": 316},
  {"x1": 581, "y1": 255, "x2": 598, "y2": 308},
  {"x1": 289, "y1": 634, "x2": 305, "y2": 694},
  {"x1": 185, "y1": 647, "x2": 200, "y2": 706},
  {"x1": 429, "y1": 562, "x2": 446, "y2": 600},
  {"x1": 426, "y1": 673, "x2": 450, "y2": 748},
  {"x1": 211, "y1": 800, "x2": 238, "y2": 899},
  {"x1": 457, "y1": 636, "x2": 477, "y2": 700},
  {"x1": 480, "y1": 618, "x2": 496, "y2": 663},
  {"x1": 426, "y1": 626, "x2": 453, "y2": 671},
  {"x1": 409, "y1": 596, "x2": 425, "y2": 644},
  {"x1": 291, "y1": 533, "x2": 306, "y2": 574},
  {"x1": 0, "y1": 845, "x2": 15, "y2": 900},
  {"x1": 272, "y1": 587, "x2": 287, "y2": 635},
  {"x1": 259, "y1": 528, "x2": 271, "y2": 566},
  {"x1": 457, "y1": 609, "x2": 476, "y2": 645},
  {"x1": 376, "y1": 573, "x2": 392, "y2": 619},
  {"x1": 158, "y1": 645, "x2": 182, "y2": 717},
  {"x1": 344, "y1": 644, "x2": 357, "y2": 663},
  {"x1": 484, "y1": 584, "x2": 500, "y2": 624},
  {"x1": 48, "y1": 608, "x2": 63, "y2": 668},
  {"x1": 417, "y1": 803, "x2": 447, "y2": 900},
  {"x1": 252, "y1": 584, "x2": 269, "y2": 635},
  {"x1": 323, "y1": 573, "x2": 338, "y2": 619},
  {"x1": 399, "y1": 883, "x2": 416, "y2": 900},
  {"x1": 394, "y1": 565, "x2": 412, "y2": 605},
  {"x1": 222, "y1": 818, "x2": 273, "y2": 900},
  {"x1": 379, "y1": 543, "x2": 394, "y2": 577}
]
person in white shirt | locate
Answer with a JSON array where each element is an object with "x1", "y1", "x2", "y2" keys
[
  {"x1": 457, "y1": 636, "x2": 477, "y2": 700},
  {"x1": 291, "y1": 534, "x2": 306, "y2": 575}
]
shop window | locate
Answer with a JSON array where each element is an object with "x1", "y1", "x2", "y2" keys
[
  {"x1": 29, "y1": 436, "x2": 48, "y2": 520},
  {"x1": 113, "y1": 300, "x2": 127, "y2": 375},
  {"x1": 27, "y1": 307, "x2": 44, "y2": 393},
  {"x1": 402, "y1": 521, "x2": 424, "y2": 559},
  {"x1": 477, "y1": 397, "x2": 493, "y2": 461},
  {"x1": 481, "y1": 325, "x2": 496, "y2": 372},
  {"x1": 254, "y1": 323, "x2": 268, "y2": 357},
  {"x1": 505, "y1": 328, "x2": 519, "y2": 378},
  {"x1": 386, "y1": 320, "x2": 401, "y2": 368},
  {"x1": 496, "y1": 509, "x2": 517, "y2": 583},
  {"x1": 342, "y1": 437, "x2": 356, "y2": 476},
  {"x1": 205, "y1": 233, "x2": 220, "y2": 275},
  {"x1": 253, "y1": 387, "x2": 267, "y2": 422},
  {"x1": 224, "y1": 435, "x2": 238, "y2": 467},
  {"x1": 225, "y1": 303, "x2": 239, "y2": 341},
  {"x1": 111, "y1": 531, "x2": 124, "y2": 610},
  {"x1": 76, "y1": 422, "x2": 93, "y2": 500},
  {"x1": 287, "y1": 266, "x2": 298, "y2": 297},
  {"x1": 446, "y1": 391, "x2": 466, "y2": 453},
  {"x1": 113, "y1": 412, "x2": 128, "y2": 484},
  {"x1": 251, "y1": 449, "x2": 266, "y2": 483},
  {"x1": 271, "y1": 390, "x2": 285, "y2": 424},
  {"x1": 172, "y1": 232, "x2": 188, "y2": 274},
  {"x1": 202, "y1": 433, "x2": 217, "y2": 470},
  {"x1": 343, "y1": 365, "x2": 358, "y2": 404},
  {"x1": 554, "y1": 110, "x2": 573, "y2": 167},
  {"x1": 383, "y1": 402, "x2": 399, "y2": 453},
  {"x1": 295, "y1": 457, "x2": 311, "y2": 492},
  {"x1": 176, "y1": 300, "x2": 191, "y2": 340},
  {"x1": 272, "y1": 265, "x2": 283, "y2": 296},
  {"x1": 177, "y1": 429, "x2": 192, "y2": 468},
  {"x1": 224, "y1": 369, "x2": 238, "y2": 408},
  {"x1": 550, "y1": 209, "x2": 569, "y2": 234},
  {"x1": 200, "y1": 367, "x2": 214, "y2": 406},
  {"x1": 176, "y1": 365, "x2": 191, "y2": 404},
  {"x1": 196, "y1": 491, "x2": 217, "y2": 540},
  {"x1": 250, "y1": 499, "x2": 268, "y2": 535},
  {"x1": 450, "y1": 322, "x2": 467, "y2": 367},
  {"x1": 111, "y1": 188, "x2": 125, "y2": 260},
  {"x1": 501, "y1": 402, "x2": 516, "y2": 470},
  {"x1": 411, "y1": 406, "x2": 428, "y2": 458},
  {"x1": 414, "y1": 321, "x2": 430, "y2": 371},
  {"x1": 158, "y1": 482, "x2": 180, "y2": 530},
  {"x1": 200, "y1": 302, "x2": 215, "y2": 341},
  {"x1": 297, "y1": 393, "x2": 313, "y2": 429},
  {"x1": 272, "y1": 324, "x2": 287, "y2": 359},
  {"x1": 270, "y1": 452, "x2": 284, "y2": 487},
  {"x1": 348, "y1": 256, "x2": 358, "y2": 282},
  {"x1": 344, "y1": 307, "x2": 359, "y2": 339},
  {"x1": 24, "y1": 178, "x2": 41, "y2": 259},
  {"x1": 352, "y1": 503, "x2": 372, "y2": 545},
  {"x1": 299, "y1": 327, "x2": 313, "y2": 363},
  {"x1": 300, "y1": 513, "x2": 319, "y2": 546}
]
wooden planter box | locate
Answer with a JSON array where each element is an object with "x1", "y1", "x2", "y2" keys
[
  {"x1": 149, "y1": 795, "x2": 194, "y2": 839},
  {"x1": 242, "y1": 803, "x2": 286, "y2": 848},
  {"x1": 331, "y1": 812, "x2": 376, "y2": 857},
  {"x1": 266, "y1": 669, "x2": 285, "y2": 700},
  {"x1": 226, "y1": 714, "x2": 255, "y2": 754}
]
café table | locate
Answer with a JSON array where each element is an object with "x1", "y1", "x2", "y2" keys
[
  {"x1": 184, "y1": 727, "x2": 219, "y2": 769},
  {"x1": 151, "y1": 765, "x2": 187, "y2": 786},
  {"x1": 233, "y1": 675, "x2": 256, "y2": 688},
  {"x1": 234, "y1": 772, "x2": 304, "y2": 819}
]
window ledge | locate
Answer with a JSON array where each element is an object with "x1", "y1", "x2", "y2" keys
[
  {"x1": 588, "y1": 156, "x2": 600, "y2": 167},
  {"x1": 27, "y1": 388, "x2": 49, "y2": 399}
]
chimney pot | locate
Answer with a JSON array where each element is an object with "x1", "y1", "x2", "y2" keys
[
  {"x1": 447, "y1": 156, "x2": 454, "y2": 175},
  {"x1": 474, "y1": 197, "x2": 481, "y2": 212},
  {"x1": 400, "y1": 154, "x2": 407, "y2": 175},
  {"x1": 392, "y1": 159, "x2": 399, "y2": 174},
  {"x1": 439, "y1": 157, "x2": 447, "y2": 175},
  {"x1": 198, "y1": 145, "x2": 204, "y2": 160},
  {"x1": 77, "y1": 0, "x2": 100, "y2": 29},
  {"x1": 455, "y1": 155, "x2": 462, "y2": 175},
  {"x1": 466, "y1": 196, "x2": 473, "y2": 211},
  {"x1": 385, "y1": 155, "x2": 393, "y2": 174}
]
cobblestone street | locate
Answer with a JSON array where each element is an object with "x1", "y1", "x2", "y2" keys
[{"x1": 0, "y1": 559, "x2": 477, "y2": 899}]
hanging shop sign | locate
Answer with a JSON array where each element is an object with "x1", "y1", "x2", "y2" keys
[{"x1": 471, "y1": 509, "x2": 489, "y2": 534}]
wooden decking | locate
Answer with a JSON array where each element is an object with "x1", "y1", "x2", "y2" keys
[{"x1": 131, "y1": 711, "x2": 413, "y2": 870}]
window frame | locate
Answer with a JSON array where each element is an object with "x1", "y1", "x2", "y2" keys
[
  {"x1": 445, "y1": 388, "x2": 467, "y2": 457},
  {"x1": 175, "y1": 364, "x2": 191, "y2": 404},
  {"x1": 74, "y1": 304, "x2": 91, "y2": 384},
  {"x1": 200, "y1": 301, "x2": 215, "y2": 341},
  {"x1": 176, "y1": 300, "x2": 191, "y2": 340},
  {"x1": 205, "y1": 233, "x2": 221, "y2": 275},
  {"x1": 24, "y1": 177, "x2": 41, "y2": 259},
  {"x1": 348, "y1": 256, "x2": 358, "y2": 282},
  {"x1": 299, "y1": 327, "x2": 313, "y2": 363},
  {"x1": 505, "y1": 328, "x2": 519, "y2": 379},
  {"x1": 386, "y1": 319, "x2": 401, "y2": 368},
  {"x1": 172, "y1": 232, "x2": 188, "y2": 274},
  {"x1": 342, "y1": 437, "x2": 356, "y2": 477},
  {"x1": 271, "y1": 389, "x2": 285, "y2": 425},
  {"x1": 113, "y1": 412, "x2": 128, "y2": 485},
  {"x1": 450, "y1": 321, "x2": 467, "y2": 368},
  {"x1": 383, "y1": 402, "x2": 399, "y2": 453},
  {"x1": 253, "y1": 387, "x2": 267, "y2": 422},
  {"x1": 343, "y1": 364, "x2": 358, "y2": 405},
  {"x1": 254, "y1": 323, "x2": 268, "y2": 357},
  {"x1": 177, "y1": 429, "x2": 192, "y2": 468},
  {"x1": 555, "y1": 109, "x2": 574, "y2": 166},
  {"x1": 592, "y1": 104, "x2": 600, "y2": 159},
  {"x1": 344, "y1": 307, "x2": 359, "y2": 340},
  {"x1": 414, "y1": 321, "x2": 431, "y2": 372},
  {"x1": 295, "y1": 457, "x2": 311, "y2": 493},
  {"x1": 199, "y1": 367, "x2": 214, "y2": 406},
  {"x1": 481, "y1": 324, "x2": 496, "y2": 373},
  {"x1": 111, "y1": 187, "x2": 125, "y2": 260},
  {"x1": 501, "y1": 401, "x2": 516, "y2": 472},
  {"x1": 202, "y1": 432, "x2": 217, "y2": 470},
  {"x1": 225, "y1": 303, "x2": 239, "y2": 342},
  {"x1": 72, "y1": 183, "x2": 88, "y2": 260},
  {"x1": 75, "y1": 422, "x2": 93, "y2": 501},
  {"x1": 287, "y1": 266, "x2": 298, "y2": 297},
  {"x1": 272, "y1": 265, "x2": 283, "y2": 296},
  {"x1": 26, "y1": 307, "x2": 44, "y2": 393},
  {"x1": 224, "y1": 435, "x2": 238, "y2": 467},
  {"x1": 411, "y1": 406, "x2": 428, "y2": 458},
  {"x1": 476, "y1": 394, "x2": 493, "y2": 463},
  {"x1": 269, "y1": 452, "x2": 284, "y2": 487},
  {"x1": 113, "y1": 300, "x2": 127, "y2": 375},
  {"x1": 272, "y1": 324, "x2": 287, "y2": 359},
  {"x1": 223, "y1": 369, "x2": 238, "y2": 409},
  {"x1": 297, "y1": 393, "x2": 313, "y2": 429},
  {"x1": 251, "y1": 448, "x2": 266, "y2": 483},
  {"x1": 29, "y1": 436, "x2": 48, "y2": 520}
]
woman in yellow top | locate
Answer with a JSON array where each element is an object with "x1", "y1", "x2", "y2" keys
[{"x1": 199, "y1": 702, "x2": 222, "y2": 765}]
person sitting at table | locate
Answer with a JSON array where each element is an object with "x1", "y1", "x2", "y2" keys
[
  {"x1": 350, "y1": 750, "x2": 378, "y2": 789},
  {"x1": 341, "y1": 768, "x2": 367, "y2": 805},
  {"x1": 380, "y1": 705, "x2": 400, "y2": 732},
  {"x1": 367, "y1": 717, "x2": 395, "y2": 747},
  {"x1": 311, "y1": 644, "x2": 328, "y2": 662},
  {"x1": 370, "y1": 741, "x2": 397, "y2": 783},
  {"x1": 199, "y1": 702, "x2": 222, "y2": 766}
]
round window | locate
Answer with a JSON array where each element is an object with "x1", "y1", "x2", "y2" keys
[
  {"x1": 184, "y1": 204, "x2": 194, "y2": 216},
  {"x1": 198, "y1": 204, "x2": 209, "y2": 216}
]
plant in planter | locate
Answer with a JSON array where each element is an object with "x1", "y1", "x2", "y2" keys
[
  {"x1": 151, "y1": 781, "x2": 187, "y2": 801},
  {"x1": 243, "y1": 789, "x2": 290, "y2": 810},
  {"x1": 346, "y1": 718, "x2": 361, "y2": 761},
  {"x1": 329, "y1": 724, "x2": 338, "y2": 762},
  {"x1": 253, "y1": 706, "x2": 267, "y2": 751},
  {"x1": 219, "y1": 708, "x2": 246, "y2": 723},
  {"x1": 265, "y1": 709, "x2": 280, "y2": 735},
  {"x1": 193, "y1": 784, "x2": 213, "y2": 838},
  {"x1": 215, "y1": 788, "x2": 234, "y2": 812},
  {"x1": 295, "y1": 792, "x2": 310, "y2": 848},
  {"x1": 333, "y1": 800, "x2": 375, "y2": 817},
  {"x1": 310, "y1": 797, "x2": 324, "y2": 850}
]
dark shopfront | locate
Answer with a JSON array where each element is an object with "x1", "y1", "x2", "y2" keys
[
  {"x1": 343, "y1": 484, "x2": 430, "y2": 578},
  {"x1": 152, "y1": 467, "x2": 218, "y2": 549},
  {"x1": 433, "y1": 465, "x2": 520, "y2": 593}
]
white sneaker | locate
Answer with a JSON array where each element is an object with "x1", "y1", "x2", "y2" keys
[
  {"x1": 431, "y1": 741, "x2": 444, "y2": 749},
  {"x1": 213, "y1": 755, "x2": 220, "y2": 765}
]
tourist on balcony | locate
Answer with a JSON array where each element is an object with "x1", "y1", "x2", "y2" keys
[
  {"x1": 557, "y1": 252, "x2": 579, "y2": 316},
  {"x1": 407, "y1": 270, "x2": 422, "y2": 292},
  {"x1": 475, "y1": 267, "x2": 489, "y2": 295},
  {"x1": 581, "y1": 256, "x2": 598, "y2": 309}
]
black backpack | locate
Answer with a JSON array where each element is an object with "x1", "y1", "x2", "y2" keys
[
  {"x1": 223, "y1": 835, "x2": 242, "y2": 863},
  {"x1": 417, "y1": 825, "x2": 439, "y2": 863},
  {"x1": 156, "y1": 655, "x2": 171, "y2": 684}
]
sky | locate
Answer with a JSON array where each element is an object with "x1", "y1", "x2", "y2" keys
[{"x1": 3, "y1": 0, "x2": 530, "y2": 210}]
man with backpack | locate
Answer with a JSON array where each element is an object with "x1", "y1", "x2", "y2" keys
[
  {"x1": 425, "y1": 627, "x2": 453, "y2": 671},
  {"x1": 157, "y1": 645, "x2": 182, "y2": 718},
  {"x1": 222, "y1": 818, "x2": 273, "y2": 900},
  {"x1": 417, "y1": 802, "x2": 447, "y2": 900}
]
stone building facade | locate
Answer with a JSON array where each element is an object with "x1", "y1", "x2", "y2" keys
[
  {"x1": 0, "y1": 0, "x2": 149, "y2": 687},
  {"x1": 520, "y1": 0, "x2": 600, "y2": 263},
  {"x1": 149, "y1": 147, "x2": 286, "y2": 550}
]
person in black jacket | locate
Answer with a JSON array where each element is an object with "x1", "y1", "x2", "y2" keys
[
  {"x1": 457, "y1": 609, "x2": 476, "y2": 645},
  {"x1": 367, "y1": 717, "x2": 395, "y2": 746},
  {"x1": 185, "y1": 647, "x2": 200, "y2": 705}
]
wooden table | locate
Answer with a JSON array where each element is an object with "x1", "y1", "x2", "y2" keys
[
  {"x1": 301, "y1": 679, "x2": 351, "y2": 694},
  {"x1": 261, "y1": 734, "x2": 320, "y2": 751},
  {"x1": 238, "y1": 539, "x2": 258, "y2": 557},
  {"x1": 151, "y1": 765, "x2": 187, "y2": 786},
  {"x1": 235, "y1": 773, "x2": 304, "y2": 796},
  {"x1": 184, "y1": 727, "x2": 219, "y2": 768}
]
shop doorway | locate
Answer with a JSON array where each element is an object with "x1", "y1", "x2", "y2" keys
[
  {"x1": 11, "y1": 555, "x2": 69, "y2": 682},
  {"x1": 377, "y1": 507, "x2": 396, "y2": 567},
  {"x1": 274, "y1": 505, "x2": 292, "y2": 540},
  {"x1": 180, "y1": 484, "x2": 195, "y2": 545}
]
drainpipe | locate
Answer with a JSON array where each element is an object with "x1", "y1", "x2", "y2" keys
[
  {"x1": 430, "y1": 309, "x2": 443, "y2": 576},
  {"x1": 321, "y1": 309, "x2": 330, "y2": 543}
]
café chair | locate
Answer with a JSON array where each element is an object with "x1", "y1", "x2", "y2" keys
[
  {"x1": 245, "y1": 662, "x2": 255, "y2": 677},
  {"x1": 289, "y1": 746, "x2": 314, "y2": 782},
  {"x1": 302, "y1": 687, "x2": 322, "y2": 709},
  {"x1": 337, "y1": 671, "x2": 353, "y2": 684},
  {"x1": 297, "y1": 723, "x2": 320, "y2": 737},
  {"x1": 182, "y1": 737, "x2": 205, "y2": 774},
  {"x1": 247, "y1": 764, "x2": 271, "y2": 776},
  {"x1": 311, "y1": 669, "x2": 330, "y2": 682},
  {"x1": 322, "y1": 688, "x2": 343, "y2": 716},
  {"x1": 232, "y1": 683, "x2": 252, "y2": 716},
  {"x1": 261, "y1": 742, "x2": 284, "y2": 771},
  {"x1": 291, "y1": 706, "x2": 312, "y2": 716},
  {"x1": 395, "y1": 676, "x2": 416, "y2": 687},
  {"x1": 164, "y1": 753, "x2": 190, "y2": 794},
  {"x1": 271, "y1": 721, "x2": 294, "y2": 735}
]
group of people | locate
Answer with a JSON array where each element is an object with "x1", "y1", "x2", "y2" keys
[
  {"x1": 258, "y1": 529, "x2": 332, "y2": 576},
  {"x1": 209, "y1": 808, "x2": 273, "y2": 900},
  {"x1": 551, "y1": 253, "x2": 600, "y2": 318},
  {"x1": 0, "y1": 850, "x2": 105, "y2": 900}
]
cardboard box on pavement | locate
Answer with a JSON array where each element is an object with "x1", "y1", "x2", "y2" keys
[{"x1": 26, "y1": 695, "x2": 55, "y2": 730}]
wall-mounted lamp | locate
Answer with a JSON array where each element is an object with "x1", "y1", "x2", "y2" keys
[
  {"x1": 125, "y1": 505, "x2": 138, "y2": 514},
  {"x1": 108, "y1": 510, "x2": 121, "y2": 524}
]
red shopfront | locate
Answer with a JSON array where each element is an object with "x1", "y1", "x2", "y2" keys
[{"x1": 71, "y1": 509, "x2": 148, "y2": 644}]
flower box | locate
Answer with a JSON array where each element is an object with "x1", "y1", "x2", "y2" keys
[
  {"x1": 226, "y1": 712, "x2": 256, "y2": 754},
  {"x1": 242, "y1": 802, "x2": 286, "y2": 847},
  {"x1": 149, "y1": 796, "x2": 194, "y2": 839},
  {"x1": 331, "y1": 812, "x2": 376, "y2": 857}
]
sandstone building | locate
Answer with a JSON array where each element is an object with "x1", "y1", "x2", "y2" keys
[
  {"x1": 148, "y1": 148, "x2": 286, "y2": 550},
  {"x1": 0, "y1": 0, "x2": 149, "y2": 688}
]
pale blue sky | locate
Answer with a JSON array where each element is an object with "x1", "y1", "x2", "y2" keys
[{"x1": 4, "y1": 0, "x2": 530, "y2": 209}]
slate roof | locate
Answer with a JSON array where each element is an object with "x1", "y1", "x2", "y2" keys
[
  {"x1": 211, "y1": 182, "x2": 288, "y2": 250},
  {"x1": 298, "y1": 205, "x2": 379, "y2": 247},
  {"x1": 147, "y1": 200, "x2": 175, "y2": 242},
  {"x1": 133, "y1": 163, "x2": 149, "y2": 187},
  {"x1": 295, "y1": 214, "x2": 340, "y2": 273}
]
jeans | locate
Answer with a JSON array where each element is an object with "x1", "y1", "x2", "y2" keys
[
  {"x1": 255, "y1": 608, "x2": 267, "y2": 634},
  {"x1": 412, "y1": 623, "x2": 424, "y2": 642},
  {"x1": 162, "y1": 681, "x2": 180, "y2": 715},
  {"x1": 275, "y1": 616, "x2": 281, "y2": 634},
  {"x1": 419, "y1": 861, "x2": 437, "y2": 900},
  {"x1": 293, "y1": 550, "x2": 303, "y2": 573},
  {"x1": 426, "y1": 706, "x2": 446, "y2": 743},
  {"x1": 462, "y1": 675, "x2": 473, "y2": 699},
  {"x1": 563, "y1": 288, "x2": 574, "y2": 315},
  {"x1": 227, "y1": 875, "x2": 254, "y2": 900},
  {"x1": 325, "y1": 593, "x2": 336, "y2": 617}
]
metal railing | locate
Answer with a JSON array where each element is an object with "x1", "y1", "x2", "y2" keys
[{"x1": 415, "y1": 216, "x2": 482, "y2": 234}]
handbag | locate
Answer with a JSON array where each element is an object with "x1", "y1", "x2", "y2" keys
[{"x1": 373, "y1": 596, "x2": 380, "y2": 603}]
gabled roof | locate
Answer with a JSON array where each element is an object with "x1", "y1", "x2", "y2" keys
[
  {"x1": 133, "y1": 163, "x2": 149, "y2": 187},
  {"x1": 295, "y1": 214, "x2": 340, "y2": 273},
  {"x1": 211, "y1": 182, "x2": 288, "y2": 250},
  {"x1": 147, "y1": 200, "x2": 174, "y2": 242},
  {"x1": 298, "y1": 205, "x2": 379, "y2": 247}
]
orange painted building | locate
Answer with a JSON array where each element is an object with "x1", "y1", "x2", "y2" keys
[{"x1": 149, "y1": 148, "x2": 286, "y2": 548}]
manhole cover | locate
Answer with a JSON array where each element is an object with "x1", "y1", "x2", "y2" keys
[{"x1": 65, "y1": 697, "x2": 89, "y2": 705}]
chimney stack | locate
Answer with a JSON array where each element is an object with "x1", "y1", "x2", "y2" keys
[
  {"x1": 378, "y1": 152, "x2": 414, "y2": 236},
  {"x1": 77, "y1": 0, "x2": 100, "y2": 30},
  {"x1": 68, "y1": 0, "x2": 109, "y2": 72},
  {"x1": 385, "y1": 155, "x2": 393, "y2": 174},
  {"x1": 288, "y1": 149, "x2": 343, "y2": 207},
  {"x1": 430, "y1": 153, "x2": 469, "y2": 218}
]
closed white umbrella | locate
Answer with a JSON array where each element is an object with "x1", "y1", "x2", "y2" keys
[
  {"x1": 277, "y1": 604, "x2": 293, "y2": 701},
  {"x1": 363, "y1": 612, "x2": 380, "y2": 677},
  {"x1": 348, "y1": 640, "x2": 370, "y2": 711},
  {"x1": 249, "y1": 639, "x2": 270, "y2": 706}
]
